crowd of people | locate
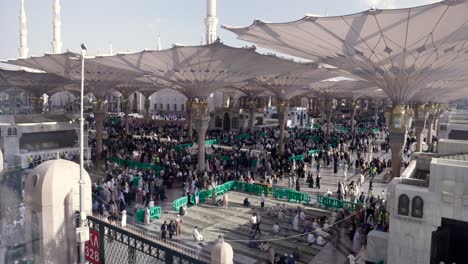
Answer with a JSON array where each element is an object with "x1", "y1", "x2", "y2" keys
[{"x1": 85, "y1": 110, "x2": 395, "y2": 263}]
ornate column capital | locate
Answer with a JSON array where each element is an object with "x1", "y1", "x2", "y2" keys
[
  {"x1": 191, "y1": 99, "x2": 210, "y2": 121},
  {"x1": 387, "y1": 104, "x2": 407, "y2": 132},
  {"x1": 92, "y1": 98, "x2": 108, "y2": 114},
  {"x1": 277, "y1": 99, "x2": 289, "y2": 114},
  {"x1": 144, "y1": 97, "x2": 150, "y2": 109}
]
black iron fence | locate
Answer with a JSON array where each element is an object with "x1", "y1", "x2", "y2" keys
[{"x1": 86, "y1": 215, "x2": 210, "y2": 264}]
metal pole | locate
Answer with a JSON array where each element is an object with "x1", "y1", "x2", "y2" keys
[{"x1": 79, "y1": 47, "x2": 86, "y2": 264}]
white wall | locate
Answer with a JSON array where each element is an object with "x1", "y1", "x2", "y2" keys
[{"x1": 387, "y1": 157, "x2": 468, "y2": 264}]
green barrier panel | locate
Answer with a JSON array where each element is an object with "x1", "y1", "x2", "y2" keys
[
  {"x1": 205, "y1": 139, "x2": 218, "y2": 146},
  {"x1": 110, "y1": 157, "x2": 162, "y2": 171},
  {"x1": 173, "y1": 197, "x2": 188, "y2": 212},
  {"x1": 109, "y1": 117, "x2": 121, "y2": 124},
  {"x1": 174, "y1": 143, "x2": 193, "y2": 151},
  {"x1": 135, "y1": 206, "x2": 161, "y2": 222},
  {"x1": 223, "y1": 181, "x2": 235, "y2": 192},
  {"x1": 288, "y1": 154, "x2": 305, "y2": 162},
  {"x1": 198, "y1": 189, "x2": 212, "y2": 203},
  {"x1": 287, "y1": 191, "x2": 311, "y2": 204},
  {"x1": 257, "y1": 132, "x2": 269, "y2": 137},
  {"x1": 372, "y1": 128, "x2": 379, "y2": 133},
  {"x1": 317, "y1": 195, "x2": 358, "y2": 211},
  {"x1": 274, "y1": 188, "x2": 293, "y2": 200},
  {"x1": 214, "y1": 185, "x2": 225, "y2": 196},
  {"x1": 234, "y1": 133, "x2": 250, "y2": 140},
  {"x1": 132, "y1": 177, "x2": 141, "y2": 186},
  {"x1": 135, "y1": 209, "x2": 145, "y2": 222},
  {"x1": 221, "y1": 155, "x2": 230, "y2": 161},
  {"x1": 308, "y1": 149, "x2": 319, "y2": 155},
  {"x1": 150, "y1": 206, "x2": 161, "y2": 219},
  {"x1": 313, "y1": 124, "x2": 320, "y2": 129}
]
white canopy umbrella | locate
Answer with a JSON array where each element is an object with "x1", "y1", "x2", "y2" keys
[{"x1": 223, "y1": 1, "x2": 468, "y2": 104}]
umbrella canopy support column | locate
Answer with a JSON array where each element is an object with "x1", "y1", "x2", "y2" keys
[
  {"x1": 277, "y1": 100, "x2": 289, "y2": 157},
  {"x1": 144, "y1": 97, "x2": 151, "y2": 122},
  {"x1": 324, "y1": 99, "x2": 333, "y2": 138},
  {"x1": 350, "y1": 100, "x2": 357, "y2": 135},
  {"x1": 427, "y1": 114, "x2": 435, "y2": 148},
  {"x1": 248, "y1": 98, "x2": 256, "y2": 133},
  {"x1": 389, "y1": 131, "x2": 405, "y2": 179},
  {"x1": 415, "y1": 119, "x2": 425, "y2": 152},
  {"x1": 116, "y1": 96, "x2": 121, "y2": 113},
  {"x1": 93, "y1": 98, "x2": 107, "y2": 161},
  {"x1": 387, "y1": 105, "x2": 407, "y2": 179},
  {"x1": 192, "y1": 99, "x2": 210, "y2": 173},
  {"x1": 414, "y1": 104, "x2": 427, "y2": 152},
  {"x1": 123, "y1": 96, "x2": 130, "y2": 135},
  {"x1": 186, "y1": 99, "x2": 195, "y2": 140}
]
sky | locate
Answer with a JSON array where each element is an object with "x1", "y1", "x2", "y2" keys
[{"x1": 0, "y1": 0, "x2": 437, "y2": 60}]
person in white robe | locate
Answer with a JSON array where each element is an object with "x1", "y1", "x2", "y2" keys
[
  {"x1": 192, "y1": 226, "x2": 203, "y2": 242},
  {"x1": 307, "y1": 233, "x2": 316, "y2": 245},
  {"x1": 292, "y1": 214, "x2": 299, "y2": 231},
  {"x1": 144, "y1": 207, "x2": 150, "y2": 225},
  {"x1": 316, "y1": 235, "x2": 325, "y2": 246},
  {"x1": 121, "y1": 210, "x2": 127, "y2": 227}
]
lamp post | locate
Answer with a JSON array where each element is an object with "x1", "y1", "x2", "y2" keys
[{"x1": 78, "y1": 43, "x2": 87, "y2": 264}]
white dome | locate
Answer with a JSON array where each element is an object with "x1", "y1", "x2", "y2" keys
[{"x1": 210, "y1": 236, "x2": 234, "y2": 264}]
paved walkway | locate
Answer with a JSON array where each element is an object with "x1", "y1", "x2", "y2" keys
[{"x1": 89, "y1": 147, "x2": 392, "y2": 264}]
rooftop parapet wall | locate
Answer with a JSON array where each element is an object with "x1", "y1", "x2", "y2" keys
[{"x1": 437, "y1": 139, "x2": 468, "y2": 155}]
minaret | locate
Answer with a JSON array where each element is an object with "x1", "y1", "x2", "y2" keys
[
  {"x1": 204, "y1": 0, "x2": 218, "y2": 44},
  {"x1": 157, "y1": 34, "x2": 161, "y2": 50},
  {"x1": 52, "y1": 0, "x2": 62, "y2": 53},
  {"x1": 19, "y1": 0, "x2": 29, "y2": 58}
]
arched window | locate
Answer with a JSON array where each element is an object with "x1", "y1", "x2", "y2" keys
[
  {"x1": 166, "y1": 104, "x2": 170, "y2": 111},
  {"x1": 398, "y1": 194, "x2": 410, "y2": 216},
  {"x1": 181, "y1": 104, "x2": 185, "y2": 111},
  {"x1": 12, "y1": 128, "x2": 17, "y2": 135},
  {"x1": 411, "y1": 196, "x2": 424, "y2": 218},
  {"x1": 174, "y1": 104, "x2": 177, "y2": 111},
  {"x1": 215, "y1": 116, "x2": 222, "y2": 128},
  {"x1": 7, "y1": 128, "x2": 11, "y2": 136}
]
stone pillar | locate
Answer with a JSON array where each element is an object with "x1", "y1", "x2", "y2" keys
[
  {"x1": 373, "y1": 101, "x2": 380, "y2": 127},
  {"x1": 116, "y1": 96, "x2": 121, "y2": 112},
  {"x1": 186, "y1": 99, "x2": 194, "y2": 139},
  {"x1": 387, "y1": 104, "x2": 406, "y2": 179},
  {"x1": 389, "y1": 131, "x2": 405, "y2": 179},
  {"x1": 123, "y1": 97, "x2": 130, "y2": 135},
  {"x1": 93, "y1": 99, "x2": 107, "y2": 160},
  {"x1": 47, "y1": 97, "x2": 53, "y2": 112},
  {"x1": 324, "y1": 99, "x2": 333, "y2": 138},
  {"x1": 248, "y1": 98, "x2": 256, "y2": 133},
  {"x1": 427, "y1": 114, "x2": 434, "y2": 146},
  {"x1": 192, "y1": 100, "x2": 210, "y2": 172},
  {"x1": 277, "y1": 100, "x2": 289, "y2": 156},
  {"x1": 144, "y1": 97, "x2": 151, "y2": 122},
  {"x1": 350, "y1": 100, "x2": 357, "y2": 134},
  {"x1": 414, "y1": 120, "x2": 425, "y2": 152},
  {"x1": 414, "y1": 104, "x2": 427, "y2": 152}
]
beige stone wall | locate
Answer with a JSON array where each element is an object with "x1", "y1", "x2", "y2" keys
[{"x1": 24, "y1": 159, "x2": 92, "y2": 263}]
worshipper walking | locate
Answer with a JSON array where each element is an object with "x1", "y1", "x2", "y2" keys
[
  {"x1": 250, "y1": 213, "x2": 258, "y2": 235},
  {"x1": 144, "y1": 206, "x2": 150, "y2": 225},
  {"x1": 160, "y1": 221, "x2": 168, "y2": 241},
  {"x1": 315, "y1": 174, "x2": 321, "y2": 189},
  {"x1": 223, "y1": 193, "x2": 229, "y2": 208},
  {"x1": 176, "y1": 214, "x2": 182, "y2": 236},
  {"x1": 353, "y1": 228, "x2": 362, "y2": 254},
  {"x1": 192, "y1": 226, "x2": 204, "y2": 245},
  {"x1": 260, "y1": 192, "x2": 266, "y2": 208},
  {"x1": 168, "y1": 220, "x2": 176, "y2": 239},
  {"x1": 292, "y1": 213, "x2": 299, "y2": 231}
]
